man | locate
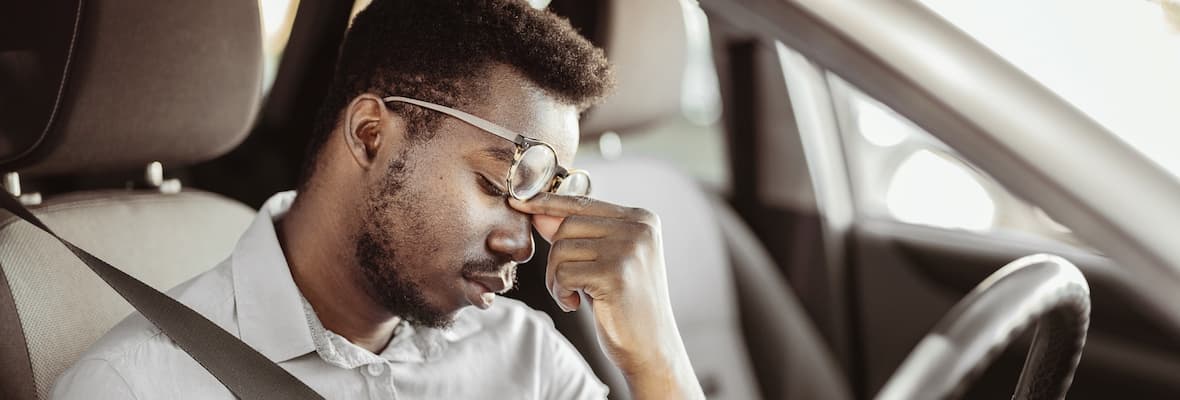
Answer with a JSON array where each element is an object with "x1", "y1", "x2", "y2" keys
[{"x1": 53, "y1": 0, "x2": 704, "y2": 398}]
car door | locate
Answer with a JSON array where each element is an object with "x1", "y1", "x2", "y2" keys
[
  {"x1": 703, "y1": 1, "x2": 1180, "y2": 398},
  {"x1": 811, "y1": 67, "x2": 1180, "y2": 399}
]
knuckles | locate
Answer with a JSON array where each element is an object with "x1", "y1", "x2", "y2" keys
[
  {"x1": 571, "y1": 195, "x2": 596, "y2": 211},
  {"x1": 627, "y1": 207, "x2": 661, "y2": 229},
  {"x1": 551, "y1": 238, "x2": 575, "y2": 254}
]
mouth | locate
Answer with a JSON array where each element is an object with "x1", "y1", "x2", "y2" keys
[{"x1": 461, "y1": 271, "x2": 511, "y2": 310}]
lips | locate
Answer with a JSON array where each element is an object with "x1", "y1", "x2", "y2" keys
[
  {"x1": 466, "y1": 273, "x2": 508, "y2": 294},
  {"x1": 462, "y1": 272, "x2": 510, "y2": 310}
]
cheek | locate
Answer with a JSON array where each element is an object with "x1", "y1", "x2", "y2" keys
[{"x1": 406, "y1": 172, "x2": 494, "y2": 254}]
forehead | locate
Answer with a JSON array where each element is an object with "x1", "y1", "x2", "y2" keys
[{"x1": 463, "y1": 66, "x2": 580, "y2": 165}]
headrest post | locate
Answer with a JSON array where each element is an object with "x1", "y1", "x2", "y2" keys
[
  {"x1": 3, "y1": 172, "x2": 43, "y2": 206},
  {"x1": 144, "y1": 162, "x2": 183, "y2": 195},
  {"x1": 4, "y1": 173, "x2": 22, "y2": 197},
  {"x1": 145, "y1": 162, "x2": 164, "y2": 187}
]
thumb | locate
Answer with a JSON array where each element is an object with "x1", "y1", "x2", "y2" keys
[{"x1": 532, "y1": 214, "x2": 564, "y2": 243}]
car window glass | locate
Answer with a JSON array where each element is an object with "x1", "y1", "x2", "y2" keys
[
  {"x1": 827, "y1": 74, "x2": 1082, "y2": 246},
  {"x1": 917, "y1": 0, "x2": 1180, "y2": 181},
  {"x1": 258, "y1": 0, "x2": 301, "y2": 95}
]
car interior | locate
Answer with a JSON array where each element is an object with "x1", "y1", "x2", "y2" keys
[{"x1": 2, "y1": 0, "x2": 1179, "y2": 399}]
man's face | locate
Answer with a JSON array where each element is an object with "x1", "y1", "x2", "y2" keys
[{"x1": 353, "y1": 71, "x2": 579, "y2": 328}]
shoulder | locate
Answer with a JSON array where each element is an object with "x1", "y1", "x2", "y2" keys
[
  {"x1": 53, "y1": 259, "x2": 238, "y2": 397},
  {"x1": 83, "y1": 259, "x2": 237, "y2": 360},
  {"x1": 51, "y1": 358, "x2": 138, "y2": 399}
]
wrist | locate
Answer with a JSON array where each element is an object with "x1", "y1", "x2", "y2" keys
[{"x1": 620, "y1": 346, "x2": 704, "y2": 400}]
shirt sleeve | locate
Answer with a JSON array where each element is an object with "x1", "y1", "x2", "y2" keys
[
  {"x1": 51, "y1": 358, "x2": 139, "y2": 400},
  {"x1": 537, "y1": 315, "x2": 610, "y2": 400}
]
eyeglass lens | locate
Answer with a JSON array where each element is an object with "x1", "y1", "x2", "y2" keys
[
  {"x1": 508, "y1": 144, "x2": 592, "y2": 200},
  {"x1": 554, "y1": 171, "x2": 590, "y2": 196},
  {"x1": 510, "y1": 145, "x2": 558, "y2": 199}
]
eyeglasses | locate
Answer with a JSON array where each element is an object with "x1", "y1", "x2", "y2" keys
[{"x1": 382, "y1": 96, "x2": 591, "y2": 201}]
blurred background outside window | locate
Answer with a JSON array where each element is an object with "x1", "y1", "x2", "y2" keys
[
  {"x1": 918, "y1": 0, "x2": 1180, "y2": 179},
  {"x1": 828, "y1": 76, "x2": 1080, "y2": 245},
  {"x1": 823, "y1": 0, "x2": 1178, "y2": 245},
  {"x1": 257, "y1": 0, "x2": 301, "y2": 95}
]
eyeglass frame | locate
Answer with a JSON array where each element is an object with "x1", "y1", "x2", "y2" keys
[{"x1": 381, "y1": 96, "x2": 589, "y2": 200}]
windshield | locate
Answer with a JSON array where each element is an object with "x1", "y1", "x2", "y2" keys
[{"x1": 917, "y1": 0, "x2": 1180, "y2": 180}]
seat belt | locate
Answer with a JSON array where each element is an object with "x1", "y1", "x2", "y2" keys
[{"x1": 0, "y1": 193, "x2": 324, "y2": 400}]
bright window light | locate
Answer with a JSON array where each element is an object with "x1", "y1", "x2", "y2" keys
[
  {"x1": 886, "y1": 150, "x2": 996, "y2": 231},
  {"x1": 854, "y1": 96, "x2": 913, "y2": 147},
  {"x1": 918, "y1": 0, "x2": 1180, "y2": 180},
  {"x1": 260, "y1": 0, "x2": 294, "y2": 37},
  {"x1": 257, "y1": 0, "x2": 300, "y2": 94},
  {"x1": 679, "y1": 0, "x2": 723, "y2": 126}
]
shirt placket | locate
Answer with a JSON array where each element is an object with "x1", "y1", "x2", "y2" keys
[{"x1": 361, "y1": 361, "x2": 400, "y2": 400}]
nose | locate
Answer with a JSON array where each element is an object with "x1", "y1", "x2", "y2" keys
[{"x1": 486, "y1": 212, "x2": 535, "y2": 264}]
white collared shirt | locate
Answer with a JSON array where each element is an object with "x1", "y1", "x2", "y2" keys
[{"x1": 51, "y1": 191, "x2": 607, "y2": 399}]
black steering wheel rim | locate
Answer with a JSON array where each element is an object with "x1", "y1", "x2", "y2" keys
[{"x1": 876, "y1": 254, "x2": 1091, "y2": 400}]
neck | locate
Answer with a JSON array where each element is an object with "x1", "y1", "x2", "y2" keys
[{"x1": 278, "y1": 188, "x2": 402, "y2": 354}]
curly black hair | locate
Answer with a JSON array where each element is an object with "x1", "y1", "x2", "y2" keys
[{"x1": 300, "y1": 0, "x2": 615, "y2": 187}]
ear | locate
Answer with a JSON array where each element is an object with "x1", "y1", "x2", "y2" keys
[{"x1": 342, "y1": 93, "x2": 402, "y2": 170}]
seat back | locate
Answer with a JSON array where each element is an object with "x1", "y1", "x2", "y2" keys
[
  {"x1": 576, "y1": 155, "x2": 762, "y2": 399},
  {"x1": 0, "y1": 1, "x2": 263, "y2": 398},
  {"x1": 0, "y1": 192, "x2": 254, "y2": 399},
  {"x1": 714, "y1": 200, "x2": 853, "y2": 400}
]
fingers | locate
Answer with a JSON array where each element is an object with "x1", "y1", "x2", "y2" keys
[
  {"x1": 509, "y1": 192, "x2": 640, "y2": 220},
  {"x1": 546, "y1": 238, "x2": 595, "y2": 312},
  {"x1": 549, "y1": 238, "x2": 599, "y2": 263},
  {"x1": 546, "y1": 236, "x2": 639, "y2": 312},
  {"x1": 551, "y1": 214, "x2": 628, "y2": 241},
  {"x1": 548, "y1": 260, "x2": 599, "y2": 312},
  {"x1": 533, "y1": 213, "x2": 631, "y2": 244},
  {"x1": 547, "y1": 261, "x2": 593, "y2": 311},
  {"x1": 531, "y1": 214, "x2": 564, "y2": 243},
  {"x1": 518, "y1": 193, "x2": 663, "y2": 312}
]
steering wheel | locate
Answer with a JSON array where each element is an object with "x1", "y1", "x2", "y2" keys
[{"x1": 876, "y1": 254, "x2": 1091, "y2": 400}]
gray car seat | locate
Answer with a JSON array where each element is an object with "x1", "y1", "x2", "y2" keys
[
  {"x1": 531, "y1": 0, "x2": 854, "y2": 399},
  {"x1": 0, "y1": 1, "x2": 262, "y2": 398}
]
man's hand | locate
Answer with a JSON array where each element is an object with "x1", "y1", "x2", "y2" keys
[{"x1": 508, "y1": 193, "x2": 704, "y2": 400}]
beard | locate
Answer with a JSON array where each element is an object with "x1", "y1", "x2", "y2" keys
[
  {"x1": 353, "y1": 150, "x2": 517, "y2": 329},
  {"x1": 355, "y1": 228, "x2": 451, "y2": 328}
]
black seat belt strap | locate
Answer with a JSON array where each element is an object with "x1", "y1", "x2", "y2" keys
[{"x1": 0, "y1": 193, "x2": 323, "y2": 399}]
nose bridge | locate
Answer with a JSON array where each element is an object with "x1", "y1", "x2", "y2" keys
[{"x1": 487, "y1": 206, "x2": 535, "y2": 263}]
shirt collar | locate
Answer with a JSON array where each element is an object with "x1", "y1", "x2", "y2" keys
[
  {"x1": 231, "y1": 191, "x2": 482, "y2": 365},
  {"x1": 231, "y1": 190, "x2": 315, "y2": 363},
  {"x1": 300, "y1": 294, "x2": 483, "y2": 367}
]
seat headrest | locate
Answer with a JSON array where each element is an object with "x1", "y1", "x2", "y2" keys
[
  {"x1": 0, "y1": 0, "x2": 263, "y2": 176},
  {"x1": 580, "y1": 0, "x2": 689, "y2": 138}
]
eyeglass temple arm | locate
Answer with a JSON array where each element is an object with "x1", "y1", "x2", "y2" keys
[{"x1": 382, "y1": 96, "x2": 521, "y2": 143}]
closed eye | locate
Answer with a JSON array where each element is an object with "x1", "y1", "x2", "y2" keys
[{"x1": 477, "y1": 174, "x2": 508, "y2": 198}]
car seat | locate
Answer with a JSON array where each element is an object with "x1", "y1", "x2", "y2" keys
[{"x1": 0, "y1": 1, "x2": 262, "y2": 398}]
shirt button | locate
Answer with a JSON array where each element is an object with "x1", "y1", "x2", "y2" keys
[{"x1": 365, "y1": 363, "x2": 385, "y2": 377}]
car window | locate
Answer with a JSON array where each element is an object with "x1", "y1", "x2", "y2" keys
[
  {"x1": 779, "y1": 40, "x2": 1082, "y2": 245},
  {"x1": 257, "y1": 0, "x2": 301, "y2": 95},
  {"x1": 917, "y1": 0, "x2": 1180, "y2": 181},
  {"x1": 575, "y1": 0, "x2": 728, "y2": 191}
]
